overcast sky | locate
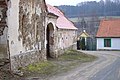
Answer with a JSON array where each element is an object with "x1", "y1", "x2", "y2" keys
[{"x1": 45, "y1": 0, "x2": 100, "y2": 6}]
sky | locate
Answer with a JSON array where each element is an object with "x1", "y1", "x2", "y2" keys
[{"x1": 45, "y1": 0, "x2": 100, "y2": 6}]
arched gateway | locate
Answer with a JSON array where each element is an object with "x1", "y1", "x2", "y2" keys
[{"x1": 46, "y1": 23, "x2": 54, "y2": 58}]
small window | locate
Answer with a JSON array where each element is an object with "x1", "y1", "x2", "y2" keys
[{"x1": 104, "y1": 39, "x2": 111, "y2": 47}]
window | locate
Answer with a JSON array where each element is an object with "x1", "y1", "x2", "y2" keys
[{"x1": 104, "y1": 39, "x2": 111, "y2": 47}]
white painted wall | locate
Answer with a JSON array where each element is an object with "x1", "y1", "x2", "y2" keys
[
  {"x1": 97, "y1": 38, "x2": 120, "y2": 50},
  {"x1": 7, "y1": 0, "x2": 25, "y2": 57}
]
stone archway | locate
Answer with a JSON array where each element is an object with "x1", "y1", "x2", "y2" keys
[{"x1": 46, "y1": 23, "x2": 54, "y2": 58}]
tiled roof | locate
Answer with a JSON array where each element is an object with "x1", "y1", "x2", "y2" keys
[
  {"x1": 47, "y1": 4, "x2": 77, "y2": 30},
  {"x1": 96, "y1": 19, "x2": 120, "y2": 38}
]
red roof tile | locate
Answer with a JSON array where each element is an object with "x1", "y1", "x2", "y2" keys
[
  {"x1": 96, "y1": 19, "x2": 120, "y2": 38},
  {"x1": 47, "y1": 4, "x2": 77, "y2": 30}
]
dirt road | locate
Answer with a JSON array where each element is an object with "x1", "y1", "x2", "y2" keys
[{"x1": 49, "y1": 51, "x2": 120, "y2": 80}]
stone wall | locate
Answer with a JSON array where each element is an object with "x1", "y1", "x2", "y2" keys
[
  {"x1": 0, "y1": 27, "x2": 8, "y2": 59},
  {"x1": 19, "y1": 0, "x2": 46, "y2": 51},
  {"x1": 0, "y1": 2, "x2": 8, "y2": 59},
  {"x1": 52, "y1": 29, "x2": 77, "y2": 58},
  {"x1": 8, "y1": 0, "x2": 47, "y2": 70},
  {"x1": 7, "y1": 0, "x2": 77, "y2": 70},
  {"x1": 55, "y1": 29, "x2": 77, "y2": 49},
  {"x1": 11, "y1": 49, "x2": 46, "y2": 71},
  {"x1": 57, "y1": 42, "x2": 77, "y2": 56}
]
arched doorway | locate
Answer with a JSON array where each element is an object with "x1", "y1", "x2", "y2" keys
[{"x1": 46, "y1": 23, "x2": 54, "y2": 58}]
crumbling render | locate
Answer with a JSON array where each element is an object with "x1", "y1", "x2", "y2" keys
[
  {"x1": 19, "y1": 0, "x2": 46, "y2": 51},
  {"x1": 0, "y1": 0, "x2": 10, "y2": 70}
]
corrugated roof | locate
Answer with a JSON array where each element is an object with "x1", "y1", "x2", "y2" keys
[
  {"x1": 96, "y1": 19, "x2": 120, "y2": 38},
  {"x1": 47, "y1": 4, "x2": 77, "y2": 30}
]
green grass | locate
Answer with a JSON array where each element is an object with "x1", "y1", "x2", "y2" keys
[
  {"x1": 22, "y1": 61, "x2": 58, "y2": 77},
  {"x1": 26, "y1": 61, "x2": 57, "y2": 75},
  {"x1": 23, "y1": 50, "x2": 97, "y2": 78},
  {"x1": 58, "y1": 50, "x2": 97, "y2": 62}
]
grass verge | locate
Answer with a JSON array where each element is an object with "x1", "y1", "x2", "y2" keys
[
  {"x1": 58, "y1": 50, "x2": 97, "y2": 62},
  {"x1": 22, "y1": 50, "x2": 97, "y2": 78}
]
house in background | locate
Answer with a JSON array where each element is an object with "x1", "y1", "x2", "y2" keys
[
  {"x1": 96, "y1": 19, "x2": 120, "y2": 50},
  {"x1": 46, "y1": 4, "x2": 77, "y2": 58}
]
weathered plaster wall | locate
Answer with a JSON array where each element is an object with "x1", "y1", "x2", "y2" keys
[
  {"x1": 0, "y1": 27, "x2": 7, "y2": 45},
  {"x1": 0, "y1": 27, "x2": 8, "y2": 59},
  {"x1": 6, "y1": 0, "x2": 77, "y2": 70},
  {"x1": 55, "y1": 29, "x2": 77, "y2": 55},
  {"x1": 0, "y1": 4, "x2": 8, "y2": 59},
  {"x1": 19, "y1": 0, "x2": 45, "y2": 51},
  {"x1": 7, "y1": 0, "x2": 46, "y2": 70},
  {"x1": 56, "y1": 29, "x2": 77, "y2": 49}
]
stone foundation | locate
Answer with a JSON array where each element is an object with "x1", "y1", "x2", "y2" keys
[
  {"x1": 10, "y1": 43, "x2": 77, "y2": 70},
  {"x1": 10, "y1": 49, "x2": 46, "y2": 71},
  {"x1": 57, "y1": 42, "x2": 77, "y2": 57}
]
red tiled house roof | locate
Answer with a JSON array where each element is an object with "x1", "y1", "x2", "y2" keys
[
  {"x1": 47, "y1": 4, "x2": 77, "y2": 30},
  {"x1": 96, "y1": 19, "x2": 120, "y2": 38}
]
